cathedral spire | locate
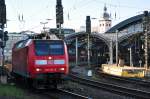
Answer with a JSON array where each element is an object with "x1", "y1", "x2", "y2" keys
[
  {"x1": 104, "y1": 4, "x2": 107, "y2": 12},
  {"x1": 103, "y1": 5, "x2": 110, "y2": 20}
]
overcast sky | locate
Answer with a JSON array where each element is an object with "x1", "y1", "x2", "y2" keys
[{"x1": 5, "y1": 0, "x2": 150, "y2": 33}]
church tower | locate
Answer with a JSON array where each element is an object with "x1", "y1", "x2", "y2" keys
[{"x1": 98, "y1": 5, "x2": 111, "y2": 33}]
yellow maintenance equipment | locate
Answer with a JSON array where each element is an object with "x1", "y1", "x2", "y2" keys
[{"x1": 101, "y1": 64, "x2": 145, "y2": 78}]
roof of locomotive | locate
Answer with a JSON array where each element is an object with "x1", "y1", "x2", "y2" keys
[{"x1": 13, "y1": 38, "x2": 65, "y2": 49}]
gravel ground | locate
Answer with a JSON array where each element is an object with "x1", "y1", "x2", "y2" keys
[{"x1": 62, "y1": 81, "x2": 134, "y2": 99}]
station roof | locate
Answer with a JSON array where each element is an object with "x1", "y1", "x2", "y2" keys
[
  {"x1": 106, "y1": 12, "x2": 150, "y2": 33},
  {"x1": 65, "y1": 32, "x2": 111, "y2": 46}
]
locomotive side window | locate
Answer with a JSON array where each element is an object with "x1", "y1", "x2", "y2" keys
[
  {"x1": 17, "y1": 42, "x2": 25, "y2": 48},
  {"x1": 34, "y1": 40, "x2": 64, "y2": 56},
  {"x1": 14, "y1": 40, "x2": 25, "y2": 49}
]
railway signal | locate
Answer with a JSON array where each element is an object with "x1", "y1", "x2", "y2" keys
[
  {"x1": 0, "y1": 0, "x2": 7, "y2": 72},
  {"x1": 86, "y1": 16, "x2": 91, "y2": 34},
  {"x1": 0, "y1": 0, "x2": 6, "y2": 28},
  {"x1": 3, "y1": 31, "x2": 8, "y2": 41},
  {"x1": 56, "y1": 0, "x2": 63, "y2": 26},
  {"x1": 56, "y1": 0, "x2": 64, "y2": 39},
  {"x1": 0, "y1": 30, "x2": 8, "y2": 41}
]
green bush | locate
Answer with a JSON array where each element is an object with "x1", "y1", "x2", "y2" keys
[{"x1": 0, "y1": 84, "x2": 25, "y2": 98}]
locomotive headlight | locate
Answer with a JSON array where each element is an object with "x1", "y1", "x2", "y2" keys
[
  {"x1": 60, "y1": 68, "x2": 65, "y2": 71},
  {"x1": 35, "y1": 60, "x2": 47, "y2": 65},
  {"x1": 48, "y1": 57, "x2": 52, "y2": 60},
  {"x1": 36, "y1": 68, "x2": 41, "y2": 72}
]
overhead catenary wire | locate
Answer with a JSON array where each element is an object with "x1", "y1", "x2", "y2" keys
[
  {"x1": 93, "y1": 0, "x2": 148, "y2": 9},
  {"x1": 68, "y1": 0, "x2": 150, "y2": 21},
  {"x1": 6, "y1": 0, "x2": 150, "y2": 33},
  {"x1": 7, "y1": 0, "x2": 56, "y2": 32}
]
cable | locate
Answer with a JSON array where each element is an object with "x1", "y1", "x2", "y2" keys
[
  {"x1": 93, "y1": 0, "x2": 148, "y2": 9},
  {"x1": 25, "y1": 24, "x2": 41, "y2": 31}
]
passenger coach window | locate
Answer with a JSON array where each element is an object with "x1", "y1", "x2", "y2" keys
[{"x1": 35, "y1": 40, "x2": 64, "y2": 56}]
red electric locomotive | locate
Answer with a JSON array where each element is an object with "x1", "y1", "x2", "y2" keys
[{"x1": 12, "y1": 39, "x2": 69, "y2": 88}]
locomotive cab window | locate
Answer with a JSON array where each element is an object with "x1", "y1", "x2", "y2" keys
[{"x1": 34, "y1": 40, "x2": 64, "y2": 56}]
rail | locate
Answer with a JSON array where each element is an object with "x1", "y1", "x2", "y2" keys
[
  {"x1": 69, "y1": 73, "x2": 150, "y2": 99},
  {"x1": 43, "y1": 88, "x2": 89, "y2": 99}
]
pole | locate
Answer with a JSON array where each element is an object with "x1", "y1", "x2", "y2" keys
[
  {"x1": 109, "y1": 39, "x2": 113, "y2": 64},
  {"x1": 143, "y1": 11, "x2": 149, "y2": 70},
  {"x1": 1, "y1": 25, "x2": 5, "y2": 67},
  {"x1": 129, "y1": 47, "x2": 133, "y2": 66},
  {"x1": 87, "y1": 33, "x2": 92, "y2": 76},
  {"x1": 2, "y1": 47, "x2": 4, "y2": 67},
  {"x1": 88, "y1": 33, "x2": 90, "y2": 68},
  {"x1": 86, "y1": 16, "x2": 92, "y2": 76},
  {"x1": 75, "y1": 37, "x2": 78, "y2": 66},
  {"x1": 40, "y1": 22, "x2": 48, "y2": 35},
  {"x1": 59, "y1": 23, "x2": 62, "y2": 39},
  {"x1": 43, "y1": 24, "x2": 45, "y2": 33},
  {"x1": 86, "y1": 16, "x2": 91, "y2": 68},
  {"x1": 145, "y1": 29, "x2": 148, "y2": 69},
  {"x1": 116, "y1": 30, "x2": 118, "y2": 66}
]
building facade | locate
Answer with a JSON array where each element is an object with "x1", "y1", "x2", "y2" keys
[{"x1": 98, "y1": 6, "x2": 112, "y2": 33}]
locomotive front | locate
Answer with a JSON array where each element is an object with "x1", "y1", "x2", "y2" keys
[{"x1": 29, "y1": 40, "x2": 69, "y2": 79}]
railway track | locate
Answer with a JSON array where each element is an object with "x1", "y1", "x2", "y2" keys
[
  {"x1": 98, "y1": 71, "x2": 150, "y2": 86},
  {"x1": 42, "y1": 88, "x2": 89, "y2": 99},
  {"x1": 69, "y1": 73, "x2": 150, "y2": 99},
  {"x1": 13, "y1": 77, "x2": 88, "y2": 99}
]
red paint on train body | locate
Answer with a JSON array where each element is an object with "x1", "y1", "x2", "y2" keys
[{"x1": 12, "y1": 39, "x2": 69, "y2": 80}]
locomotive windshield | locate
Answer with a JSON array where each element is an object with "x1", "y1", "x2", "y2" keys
[{"x1": 34, "y1": 40, "x2": 64, "y2": 56}]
